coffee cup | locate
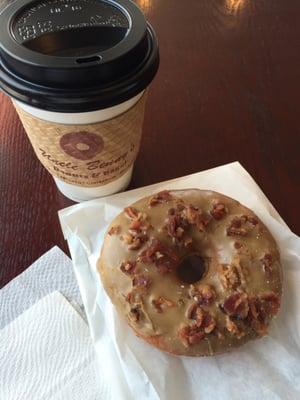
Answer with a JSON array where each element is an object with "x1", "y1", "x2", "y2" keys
[{"x1": 0, "y1": 0, "x2": 159, "y2": 201}]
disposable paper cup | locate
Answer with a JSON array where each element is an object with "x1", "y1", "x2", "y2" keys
[{"x1": 0, "y1": 0, "x2": 159, "y2": 201}]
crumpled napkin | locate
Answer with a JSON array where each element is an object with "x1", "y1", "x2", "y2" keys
[
  {"x1": 0, "y1": 291, "x2": 109, "y2": 400},
  {"x1": 59, "y1": 161, "x2": 300, "y2": 400}
]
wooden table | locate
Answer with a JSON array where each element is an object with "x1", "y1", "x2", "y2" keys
[{"x1": 1, "y1": 0, "x2": 299, "y2": 287}]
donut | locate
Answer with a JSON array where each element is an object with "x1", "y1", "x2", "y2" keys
[
  {"x1": 59, "y1": 131, "x2": 104, "y2": 160},
  {"x1": 98, "y1": 189, "x2": 282, "y2": 356}
]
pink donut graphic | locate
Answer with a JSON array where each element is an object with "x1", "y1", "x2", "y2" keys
[{"x1": 60, "y1": 131, "x2": 104, "y2": 160}]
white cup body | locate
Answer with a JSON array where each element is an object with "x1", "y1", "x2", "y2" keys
[{"x1": 15, "y1": 92, "x2": 144, "y2": 202}]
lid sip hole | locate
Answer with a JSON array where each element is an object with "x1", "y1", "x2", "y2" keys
[{"x1": 76, "y1": 55, "x2": 102, "y2": 64}]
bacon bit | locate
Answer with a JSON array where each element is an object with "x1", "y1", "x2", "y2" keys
[
  {"x1": 108, "y1": 225, "x2": 121, "y2": 235},
  {"x1": 210, "y1": 202, "x2": 227, "y2": 220},
  {"x1": 260, "y1": 253, "x2": 273, "y2": 278},
  {"x1": 132, "y1": 274, "x2": 151, "y2": 289},
  {"x1": 138, "y1": 239, "x2": 179, "y2": 274},
  {"x1": 124, "y1": 206, "x2": 139, "y2": 219},
  {"x1": 149, "y1": 190, "x2": 173, "y2": 207},
  {"x1": 189, "y1": 284, "x2": 216, "y2": 305},
  {"x1": 218, "y1": 264, "x2": 240, "y2": 290},
  {"x1": 178, "y1": 325, "x2": 205, "y2": 347},
  {"x1": 120, "y1": 261, "x2": 137, "y2": 275},
  {"x1": 222, "y1": 292, "x2": 249, "y2": 319},
  {"x1": 152, "y1": 297, "x2": 175, "y2": 313},
  {"x1": 225, "y1": 316, "x2": 245, "y2": 339}
]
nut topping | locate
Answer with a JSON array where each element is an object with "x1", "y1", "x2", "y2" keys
[
  {"x1": 149, "y1": 190, "x2": 173, "y2": 207},
  {"x1": 218, "y1": 264, "x2": 240, "y2": 290},
  {"x1": 210, "y1": 202, "x2": 227, "y2": 220},
  {"x1": 152, "y1": 297, "x2": 175, "y2": 313},
  {"x1": 132, "y1": 274, "x2": 151, "y2": 289},
  {"x1": 227, "y1": 215, "x2": 258, "y2": 237},
  {"x1": 222, "y1": 292, "x2": 249, "y2": 319},
  {"x1": 178, "y1": 325, "x2": 205, "y2": 347},
  {"x1": 108, "y1": 225, "x2": 121, "y2": 235},
  {"x1": 138, "y1": 239, "x2": 179, "y2": 274},
  {"x1": 124, "y1": 206, "x2": 139, "y2": 220},
  {"x1": 128, "y1": 306, "x2": 142, "y2": 323},
  {"x1": 225, "y1": 316, "x2": 245, "y2": 339},
  {"x1": 189, "y1": 284, "x2": 215, "y2": 305},
  {"x1": 186, "y1": 304, "x2": 216, "y2": 332},
  {"x1": 120, "y1": 261, "x2": 137, "y2": 275},
  {"x1": 260, "y1": 253, "x2": 273, "y2": 278}
]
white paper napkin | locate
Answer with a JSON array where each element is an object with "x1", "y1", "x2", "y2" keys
[
  {"x1": 0, "y1": 291, "x2": 109, "y2": 400},
  {"x1": 59, "y1": 161, "x2": 300, "y2": 400},
  {"x1": 0, "y1": 246, "x2": 83, "y2": 328}
]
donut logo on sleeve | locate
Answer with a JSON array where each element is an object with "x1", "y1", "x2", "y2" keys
[{"x1": 59, "y1": 131, "x2": 104, "y2": 160}]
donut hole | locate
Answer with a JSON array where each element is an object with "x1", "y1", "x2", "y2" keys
[
  {"x1": 76, "y1": 143, "x2": 90, "y2": 151},
  {"x1": 176, "y1": 255, "x2": 207, "y2": 284}
]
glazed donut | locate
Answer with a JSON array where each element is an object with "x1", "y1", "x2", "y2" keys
[
  {"x1": 60, "y1": 131, "x2": 104, "y2": 160},
  {"x1": 98, "y1": 189, "x2": 282, "y2": 356}
]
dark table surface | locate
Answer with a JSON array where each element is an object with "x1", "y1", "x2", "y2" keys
[{"x1": 1, "y1": 0, "x2": 300, "y2": 288}]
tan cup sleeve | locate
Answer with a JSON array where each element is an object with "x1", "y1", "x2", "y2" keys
[{"x1": 14, "y1": 92, "x2": 147, "y2": 187}]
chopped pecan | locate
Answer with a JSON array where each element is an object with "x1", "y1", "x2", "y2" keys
[
  {"x1": 122, "y1": 230, "x2": 148, "y2": 251},
  {"x1": 152, "y1": 296, "x2": 175, "y2": 313},
  {"x1": 260, "y1": 253, "x2": 273, "y2": 278},
  {"x1": 164, "y1": 203, "x2": 209, "y2": 244},
  {"x1": 218, "y1": 264, "x2": 240, "y2": 290},
  {"x1": 138, "y1": 239, "x2": 179, "y2": 274},
  {"x1": 132, "y1": 274, "x2": 151, "y2": 289},
  {"x1": 189, "y1": 284, "x2": 215, "y2": 305},
  {"x1": 186, "y1": 304, "x2": 216, "y2": 333},
  {"x1": 247, "y1": 216, "x2": 258, "y2": 226},
  {"x1": 247, "y1": 292, "x2": 280, "y2": 336},
  {"x1": 227, "y1": 215, "x2": 258, "y2": 237},
  {"x1": 124, "y1": 206, "x2": 139, "y2": 220},
  {"x1": 210, "y1": 202, "x2": 227, "y2": 220},
  {"x1": 225, "y1": 316, "x2": 245, "y2": 339},
  {"x1": 202, "y1": 313, "x2": 216, "y2": 334},
  {"x1": 108, "y1": 225, "x2": 121, "y2": 235},
  {"x1": 178, "y1": 325, "x2": 205, "y2": 347},
  {"x1": 260, "y1": 292, "x2": 280, "y2": 316},
  {"x1": 222, "y1": 292, "x2": 249, "y2": 319},
  {"x1": 183, "y1": 205, "x2": 210, "y2": 231},
  {"x1": 247, "y1": 297, "x2": 268, "y2": 336},
  {"x1": 120, "y1": 261, "x2": 137, "y2": 275},
  {"x1": 187, "y1": 303, "x2": 205, "y2": 327},
  {"x1": 125, "y1": 290, "x2": 142, "y2": 304},
  {"x1": 234, "y1": 241, "x2": 243, "y2": 249},
  {"x1": 128, "y1": 306, "x2": 142, "y2": 322},
  {"x1": 149, "y1": 190, "x2": 173, "y2": 207},
  {"x1": 227, "y1": 217, "x2": 247, "y2": 237}
]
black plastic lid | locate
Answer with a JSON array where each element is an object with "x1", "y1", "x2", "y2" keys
[{"x1": 0, "y1": 0, "x2": 159, "y2": 112}]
